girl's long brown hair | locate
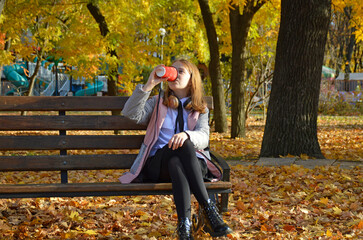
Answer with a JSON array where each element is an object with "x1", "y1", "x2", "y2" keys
[{"x1": 163, "y1": 59, "x2": 206, "y2": 114}]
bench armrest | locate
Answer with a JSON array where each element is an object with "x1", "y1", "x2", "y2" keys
[{"x1": 209, "y1": 151, "x2": 230, "y2": 182}]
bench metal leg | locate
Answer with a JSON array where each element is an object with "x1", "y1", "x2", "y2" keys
[
  {"x1": 209, "y1": 192, "x2": 229, "y2": 213},
  {"x1": 61, "y1": 170, "x2": 68, "y2": 184},
  {"x1": 220, "y1": 193, "x2": 229, "y2": 213}
]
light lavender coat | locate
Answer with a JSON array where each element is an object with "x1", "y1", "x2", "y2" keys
[{"x1": 119, "y1": 84, "x2": 221, "y2": 184}]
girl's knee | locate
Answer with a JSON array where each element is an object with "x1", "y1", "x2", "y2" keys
[
  {"x1": 168, "y1": 156, "x2": 184, "y2": 174},
  {"x1": 181, "y1": 139, "x2": 194, "y2": 151}
]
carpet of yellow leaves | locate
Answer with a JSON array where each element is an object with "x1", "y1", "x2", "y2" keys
[
  {"x1": 210, "y1": 115, "x2": 362, "y2": 161},
  {"x1": 0, "y1": 115, "x2": 361, "y2": 239},
  {"x1": 227, "y1": 164, "x2": 362, "y2": 239},
  {"x1": 0, "y1": 164, "x2": 361, "y2": 239}
]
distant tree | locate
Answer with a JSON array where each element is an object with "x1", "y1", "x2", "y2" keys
[
  {"x1": 329, "y1": 0, "x2": 363, "y2": 73},
  {"x1": 198, "y1": 0, "x2": 228, "y2": 133},
  {"x1": 87, "y1": 1, "x2": 118, "y2": 96},
  {"x1": 0, "y1": 0, "x2": 5, "y2": 16},
  {"x1": 260, "y1": 0, "x2": 331, "y2": 158},
  {"x1": 1, "y1": 0, "x2": 63, "y2": 97},
  {"x1": 325, "y1": 1, "x2": 363, "y2": 92},
  {"x1": 229, "y1": 0, "x2": 266, "y2": 138}
]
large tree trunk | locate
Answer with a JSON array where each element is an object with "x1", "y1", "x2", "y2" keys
[
  {"x1": 260, "y1": 0, "x2": 331, "y2": 158},
  {"x1": 87, "y1": 2, "x2": 118, "y2": 96},
  {"x1": 198, "y1": 0, "x2": 227, "y2": 133},
  {"x1": 229, "y1": 0, "x2": 265, "y2": 138}
]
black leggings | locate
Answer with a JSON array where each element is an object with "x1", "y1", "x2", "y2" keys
[{"x1": 144, "y1": 140, "x2": 209, "y2": 219}]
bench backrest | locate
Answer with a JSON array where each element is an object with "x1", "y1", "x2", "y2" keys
[{"x1": 0, "y1": 96, "x2": 213, "y2": 183}]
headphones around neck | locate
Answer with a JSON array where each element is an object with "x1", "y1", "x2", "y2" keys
[{"x1": 167, "y1": 95, "x2": 192, "y2": 110}]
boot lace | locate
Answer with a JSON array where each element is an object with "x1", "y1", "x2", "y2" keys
[{"x1": 204, "y1": 201, "x2": 224, "y2": 227}]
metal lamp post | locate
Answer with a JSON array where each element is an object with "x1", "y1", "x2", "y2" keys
[
  {"x1": 159, "y1": 28, "x2": 166, "y2": 62},
  {"x1": 159, "y1": 28, "x2": 166, "y2": 89}
]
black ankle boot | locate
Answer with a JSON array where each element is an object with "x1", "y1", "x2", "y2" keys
[
  {"x1": 177, "y1": 217, "x2": 193, "y2": 240},
  {"x1": 202, "y1": 199, "x2": 233, "y2": 237}
]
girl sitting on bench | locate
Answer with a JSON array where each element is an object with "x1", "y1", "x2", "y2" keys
[{"x1": 119, "y1": 58, "x2": 232, "y2": 239}]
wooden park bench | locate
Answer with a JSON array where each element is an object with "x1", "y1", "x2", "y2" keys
[{"x1": 0, "y1": 96, "x2": 232, "y2": 217}]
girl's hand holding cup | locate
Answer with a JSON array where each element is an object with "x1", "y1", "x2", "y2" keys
[{"x1": 142, "y1": 65, "x2": 178, "y2": 92}]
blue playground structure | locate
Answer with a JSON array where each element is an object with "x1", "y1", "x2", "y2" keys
[
  {"x1": 74, "y1": 79, "x2": 104, "y2": 96},
  {"x1": 2, "y1": 62, "x2": 29, "y2": 95},
  {"x1": 1, "y1": 60, "x2": 63, "y2": 96},
  {"x1": 1, "y1": 61, "x2": 107, "y2": 96}
]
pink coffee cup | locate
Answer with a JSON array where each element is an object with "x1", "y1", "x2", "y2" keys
[{"x1": 156, "y1": 66, "x2": 178, "y2": 81}]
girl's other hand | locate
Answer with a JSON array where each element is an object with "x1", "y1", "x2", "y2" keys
[{"x1": 168, "y1": 132, "x2": 188, "y2": 150}]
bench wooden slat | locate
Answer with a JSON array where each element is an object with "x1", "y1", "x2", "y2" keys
[
  {"x1": 0, "y1": 116, "x2": 146, "y2": 131},
  {"x1": 0, "y1": 135, "x2": 144, "y2": 150},
  {"x1": 0, "y1": 154, "x2": 137, "y2": 171},
  {"x1": 0, "y1": 96, "x2": 128, "y2": 111},
  {"x1": 0, "y1": 96, "x2": 213, "y2": 111},
  {"x1": 0, "y1": 182, "x2": 232, "y2": 194}
]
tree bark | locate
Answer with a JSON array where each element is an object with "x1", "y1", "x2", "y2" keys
[
  {"x1": 342, "y1": 7, "x2": 355, "y2": 91},
  {"x1": 260, "y1": 0, "x2": 331, "y2": 158},
  {"x1": 344, "y1": 28, "x2": 355, "y2": 91},
  {"x1": 27, "y1": 56, "x2": 42, "y2": 96},
  {"x1": 0, "y1": 0, "x2": 5, "y2": 17},
  {"x1": 87, "y1": 2, "x2": 118, "y2": 96},
  {"x1": 198, "y1": 0, "x2": 227, "y2": 133},
  {"x1": 229, "y1": 0, "x2": 265, "y2": 138},
  {"x1": 21, "y1": 51, "x2": 42, "y2": 115}
]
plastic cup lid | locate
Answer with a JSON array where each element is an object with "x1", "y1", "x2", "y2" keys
[{"x1": 156, "y1": 67, "x2": 166, "y2": 77}]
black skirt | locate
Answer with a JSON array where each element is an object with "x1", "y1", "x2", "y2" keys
[{"x1": 134, "y1": 145, "x2": 209, "y2": 183}]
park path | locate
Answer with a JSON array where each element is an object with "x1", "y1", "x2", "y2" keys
[{"x1": 228, "y1": 158, "x2": 362, "y2": 169}]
